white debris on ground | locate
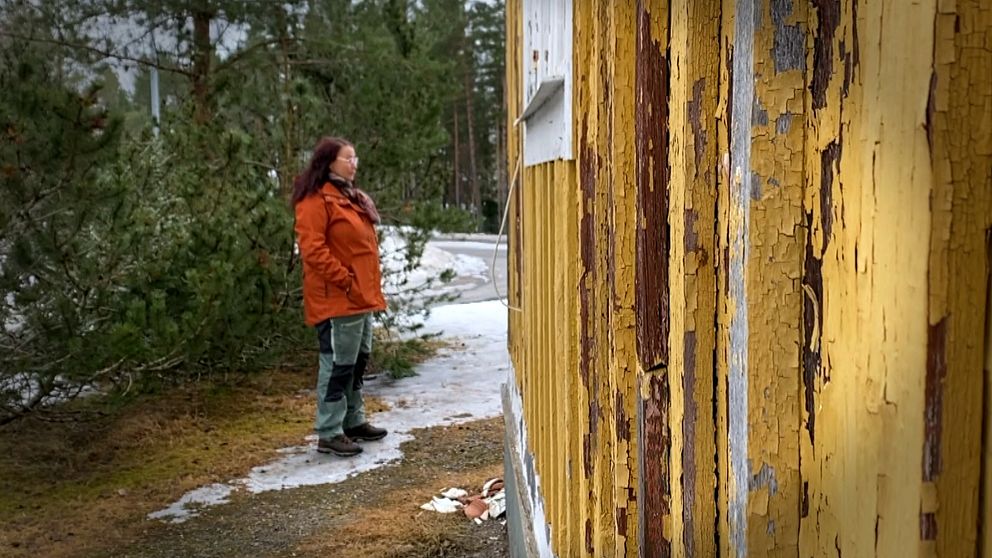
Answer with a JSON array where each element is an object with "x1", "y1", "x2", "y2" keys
[
  {"x1": 420, "y1": 477, "x2": 507, "y2": 524},
  {"x1": 148, "y1": 289, "x2": 509, "y2": 522},
  {"x1": 441, "y1": 487, "x2": 469, "y2": 499},
  {"x1": 420, "y1": 496, "x2": 463, "y2": 514}
]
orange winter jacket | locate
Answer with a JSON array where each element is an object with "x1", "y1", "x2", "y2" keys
[{"x1": 295, "y1": 183, "x2": 387, "y2": 326}]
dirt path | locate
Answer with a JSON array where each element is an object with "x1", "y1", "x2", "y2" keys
[{"x1": 108, "y1": 417, "x2": 508, "y2": 558}]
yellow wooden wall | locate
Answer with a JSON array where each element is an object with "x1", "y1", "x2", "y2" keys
[{"x1": 505, "y1": 1, "x2": 992, "y2": 556}]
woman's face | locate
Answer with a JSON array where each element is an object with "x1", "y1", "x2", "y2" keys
[{"x1": 330, "y1": 145, "x2": 358, "y2": 181}]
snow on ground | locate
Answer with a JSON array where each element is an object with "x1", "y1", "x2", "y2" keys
[
  {"x1": 148, "y1": 298, "x2": 510, "y2": 523},
  {"x1": 4, "y1": 292, "x2": 23, "y2": 333},
  {"x1": 0, "y1": 373, "x2": 100, "y2": 410},
  {"x1": 379, "y1": 230, "x2": 492, "y2": 299},
  {"x1": 380, "y1": 235, "x2": 489, "y2": 291},
  {"x1": 147, "y1": 484, "x2": 236, "y2": 522},
  {"x1": 428, "y1": 240, "x2": 507, "y2": 253}
]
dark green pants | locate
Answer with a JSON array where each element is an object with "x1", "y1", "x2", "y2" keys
[{"x1": 314, "y1": 313, "x2": 373, "y2": 438}]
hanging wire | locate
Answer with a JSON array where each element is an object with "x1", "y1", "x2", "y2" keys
[{"x1": 492, "y1": 153, "x2": 523, "y2": 313}]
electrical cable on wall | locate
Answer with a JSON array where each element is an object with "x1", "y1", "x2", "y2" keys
[{"x1": 492, "y1": 154, "x2": 523, "y2": 313}]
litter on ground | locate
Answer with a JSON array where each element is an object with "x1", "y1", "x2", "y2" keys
[
  {"x1": 419, "y1": 496, "x2": 463, "y2": 513},
  {"x1": 419, "y1": 477, "x2": 507, "y2": 523}
]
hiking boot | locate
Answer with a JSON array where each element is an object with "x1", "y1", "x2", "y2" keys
[
  {"x1": 344, "y1": 422, "x2": 388, "y2": 441},
  {"x1": 316, "y1": 435, "x2": 362, "y2": 456}
]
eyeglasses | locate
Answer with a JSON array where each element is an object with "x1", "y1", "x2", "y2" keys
[{"x1": 337, "y1": 156, "x2": 359, "y2": 167}]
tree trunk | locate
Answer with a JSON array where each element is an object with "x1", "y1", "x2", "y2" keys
[
  {"x1": 452, "y1": 102, "x2": 461, "y2": 207},
  {"x1": 191, "y1": 7, "x2": 214, "y2": 125},
  {"x1": 496, "y1": 69, "x2": 508, "y2": 229},
  {"x1": 277, "y1": 6, "x2": 295, "y2": 196},
  {"x1": 465, "y1": 68, "x2": 479, "y2": 215},
  {"x1": 496, "y1": 96, "x2": 505, "y2": 228}
]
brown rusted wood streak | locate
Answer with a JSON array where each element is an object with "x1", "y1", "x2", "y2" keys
[
  {"x1": 924, "y1": 318, "x2": 948, "y2": 482},
  {"x1": 599, "y1": 0, "x2": 614, "y2": 342},
  {"x1": 810, "y1": 0, "x2": 840, "y2": 110},
  {"x1": 723, "y1": 245, "x2": 730, "y2": 294},
  {"x1": 683, "y1": 330, "x2": 698, "y2": 556},
  {"x1": 801, "y1": 480, "x2": 810, "y2": 518},
  {"x1": 689, "y1": 78, "x2": 707, "y2": 176},
  {"x1": 586, "y1": 518, "x2": 594, "y2": 554},
  {"x1": 589, "y1": 396, "x2": 601, "y2": 474},
  {"x1": 584, "y1": 427, "x2": 594, "y2": 479},
  {"x1": 803, "y1": 209, "x2": 824, "y2": 444},
  {"x1": 920, "y1": 512, "x2": 938, "y2": 541},
  {"x1": 640, "y1": 373, "x2": 672, "y2": 557},
  {"x1": 850, "y1": 0, "x2": 860, "y2": 69},
  {"x1": 840, "y1": 39, "x2": 852, "y2": 98},
  {"x1": 634, "y1": 0, "x2": 671, "y2": 371},
  {"x1": 686, "y1": 208, "x2": 700, "y2": 255},
  {"x1": 801, "y1": 134, "x2": 840, "y2": 447},
  {"x1": 580, "y1": 128, "x2": 597, "y2": 478},
  {"x1": 925, "y1": 71, "x2": 937, "y2": 156},
  {"x1": 617, "y1": 392, "x2": 631, "y2": 442},
  {"x1": 820, "y1": 141, "x2": 840, "y2": 246},
  {"x1": 617, "y1": 507, "x2": 628, "y2": 537}
]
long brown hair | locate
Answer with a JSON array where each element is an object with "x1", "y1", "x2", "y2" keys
[{"x1": 292, "y1": 137, "x2": 353, "y2": 205}]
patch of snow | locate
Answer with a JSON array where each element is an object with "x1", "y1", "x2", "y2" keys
[
  {"x1": 234, "y1": 435, "x2": 407, "y2": 494},
  {"x1": 146, "y1": 483, "x2": 234, "y2": 523},
  {"x1": 429, "y1": 240, "x2": 507, "y2": 253},
  {"x1": 379, "y1": 231, "x2": 490, "y2": 298},
  {"x1": 149, "y1": 299, "x2": 509, "y2": 523},
  {"x1": 430, "y1": 232, "x2": 502, "y2": 243},
  {"x1": 0, "y1": 373, "x2": 99, "y2": 410},
  {"x1": 4, "y1": 292, "x2": 24, "y2": 333}
]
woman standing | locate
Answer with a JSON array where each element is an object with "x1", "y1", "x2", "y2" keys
[{"x1": 293, "y1": 137, "x2": 388, "y2": 457}]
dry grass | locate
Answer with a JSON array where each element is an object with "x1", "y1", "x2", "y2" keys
[
  {"x1": 299, "y1": 465, "x2": 504, "y2": 558},
  {"x1": 293, "y1": 420, "x2": 507, "y2": 558},
  {"x1": 104, "y1": 417, "x2": 506, "y2": 558},
  {"x1": 0, "y1": 367, "x2": 387, "y2": 558}
]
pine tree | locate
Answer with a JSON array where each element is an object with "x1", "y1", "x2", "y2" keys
[
  {"x1": 0, "y1": 23, "x2": 126, "y2": 422},
  {"x1": 0, "y1": 0, "x2": 508, "y2": 421}
]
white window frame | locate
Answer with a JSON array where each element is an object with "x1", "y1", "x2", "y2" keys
[{"x1": 519, "y1": 0, "x2": 573, "y2": 167}]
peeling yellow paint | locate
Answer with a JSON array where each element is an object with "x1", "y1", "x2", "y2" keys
[
  {"x1": 716, "y1": 4, "x2": 735, "y2": 555},
  {"x1": 606, "y1": 3, "x2": 641, "y2": 555},
  {"x1": 668, "y1": 1, "x2": 722, "y2": 556},
  {"x1": 745, "y1": 0, "x2": 807, "y2": 554},
  {"x1": 985, "y1": 246, "x2": 992, "y2": 558},
  {"x1": 799, "y1": 1, "x2": 992, "y2": 556},
  {"x1": 593, "y1": 3, "x2": 616, "y2": 554},
  {"x1": 505, "y1": 1, "x2": 991, "y2": 556},
  {"x1": 927, "y1": 2, "x2": 992, "y2": 557}
]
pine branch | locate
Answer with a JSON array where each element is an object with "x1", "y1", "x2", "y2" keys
[{"x1": 0, "y1": 30, "x2": 194, "y2": 77}]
